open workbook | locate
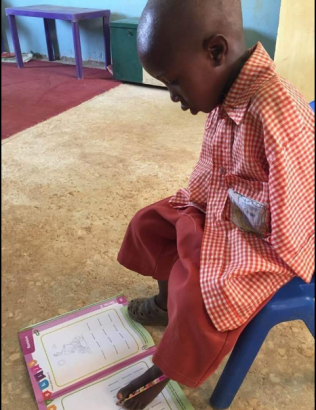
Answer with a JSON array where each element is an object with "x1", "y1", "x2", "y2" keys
[{"x1": 19, "y1": 295, "x2": 194, "y2": 410}]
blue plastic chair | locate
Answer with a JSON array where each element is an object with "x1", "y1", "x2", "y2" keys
[
  {"x1": 210, "y1": 100, "x2": 315, "y2": 410},
  {"x1": 210, "y1": 276, "x2": 315, "y2": 409}
]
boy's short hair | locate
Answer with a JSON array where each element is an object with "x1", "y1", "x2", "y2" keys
[{"x1": 138, "y1": 0, "x2": 244, "y2": 58}]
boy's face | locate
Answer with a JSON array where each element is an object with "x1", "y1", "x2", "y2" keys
[{"x1": 140, "y1": 47, "x2": 228, "y2": 115}]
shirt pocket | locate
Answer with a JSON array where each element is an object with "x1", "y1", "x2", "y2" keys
[{"x1": 224, "y1": 174, "x2": 271, "y2": 237}]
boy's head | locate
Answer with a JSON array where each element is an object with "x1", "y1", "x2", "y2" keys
[{"x1": 137, "y1": 0, "x2": 245, "y2": 114}]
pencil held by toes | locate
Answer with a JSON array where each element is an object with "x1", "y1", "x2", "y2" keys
[{"x1": 116, "y1": 375, "x2": 167, "y2": 406}]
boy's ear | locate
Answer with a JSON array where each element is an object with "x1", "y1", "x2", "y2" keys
[{"x1": 203, "y1": 35, "x2": 228, "y2": 66}]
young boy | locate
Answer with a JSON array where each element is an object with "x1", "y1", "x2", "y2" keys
[{"x1": 116, "y1": 0, "x2": 315, "y2": 408}]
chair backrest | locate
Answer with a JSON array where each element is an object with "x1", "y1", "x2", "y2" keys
[{"x1": 310, "y1": 101, "x2": 315, "y2": 112}]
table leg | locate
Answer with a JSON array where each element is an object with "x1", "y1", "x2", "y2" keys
[
  {"x1": 7, "y1": 15, "x2": 24, "y2": 68},
  {"x1": 102, "y1": 15, "x2": 111, "y2": 69},
  {"x1": 44, "y1": 18, "x2": 55, "y2": 61},
  {"x1": 71, "y1": 21, "x2": 83, "y2": 79}
]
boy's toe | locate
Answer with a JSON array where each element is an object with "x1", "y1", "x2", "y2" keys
[
  {"x1": 123, "y1": 398, "x2": 137, "y2": 409},
  {"x1": 117, "y1": 385, "x2": 131, "y2": 401}
]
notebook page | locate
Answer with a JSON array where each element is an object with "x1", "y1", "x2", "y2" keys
[{"x1": 39, "y1": 356, "x2": 194, "y2": 410}]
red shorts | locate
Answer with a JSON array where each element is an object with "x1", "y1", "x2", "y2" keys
[{"x1": 118, "y1": 197, "x2": 272, "y2": 388}]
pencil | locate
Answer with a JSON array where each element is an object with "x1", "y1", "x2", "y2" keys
[{"x1": 116, "y1": 374, "x2": 168, "y2": 405}]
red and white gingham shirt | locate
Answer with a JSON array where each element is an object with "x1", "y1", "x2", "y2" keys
[{"x1": 170, "y1": 43, "x2": 315, "y2": 332}]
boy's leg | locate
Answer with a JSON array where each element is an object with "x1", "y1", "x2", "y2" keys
[
  {"x1": 153, "y1": 206, "x2": 273, "y2": 387},
  {"x1": 116, "y1": 198, "x2": 184, "y2": 408},
  {"x1": 118, "y1": 198, "x2": 181, "y2": 326},
  {"x1": 117, "y1": 197, "x2": 180, "y2": 281},
  {"x1": 117, "y1": 206, "x2": 206, "y2": 408},
  {"x1": 156, "y1": 280, "x2": 169, "y2": 310},
  {"x1": 117, "y1": 206, "x2": 273, "y2": 409}
]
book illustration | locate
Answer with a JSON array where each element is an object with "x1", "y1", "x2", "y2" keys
[{"x1": 53, "y1": 335, "x2": 92, "y2": 357}]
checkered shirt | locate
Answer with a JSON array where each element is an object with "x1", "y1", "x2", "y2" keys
[{"x1": 169, "y1": 43, "x2": 315, "y2": 332}]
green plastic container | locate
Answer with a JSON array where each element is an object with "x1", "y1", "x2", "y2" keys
[{"x1": 110, "y1": 18, "x2": 142, "y2": 83}]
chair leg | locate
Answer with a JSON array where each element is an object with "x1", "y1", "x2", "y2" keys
[{"x1": 210, "y1": 315, "x2": 272, "y2": 410}]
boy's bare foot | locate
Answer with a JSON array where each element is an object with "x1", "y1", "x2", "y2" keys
[{"x1": 117, "y1": 365, "x2": 169, "y2": 409}]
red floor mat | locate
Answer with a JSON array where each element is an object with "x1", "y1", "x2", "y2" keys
[{"x1": 1, "y1": 61, "x2": 121, "y2": 139}]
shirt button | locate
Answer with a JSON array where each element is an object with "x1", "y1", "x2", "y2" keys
[{"x1": 220, "y1": 167, "x2": 226, "y2": 175}]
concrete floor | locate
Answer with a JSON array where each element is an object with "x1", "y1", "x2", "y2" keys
[{"x1": 2, "y1": 84, "x2": 314, "y2": 409}]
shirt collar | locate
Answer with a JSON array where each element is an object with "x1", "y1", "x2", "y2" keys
[{"x1": 220, "y1": 42, "x2": 276, "y2": 125}]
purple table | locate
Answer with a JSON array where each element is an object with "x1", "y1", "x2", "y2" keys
[{"x1": 5, "y1": 4, "x2": 111, "y2": 79}]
